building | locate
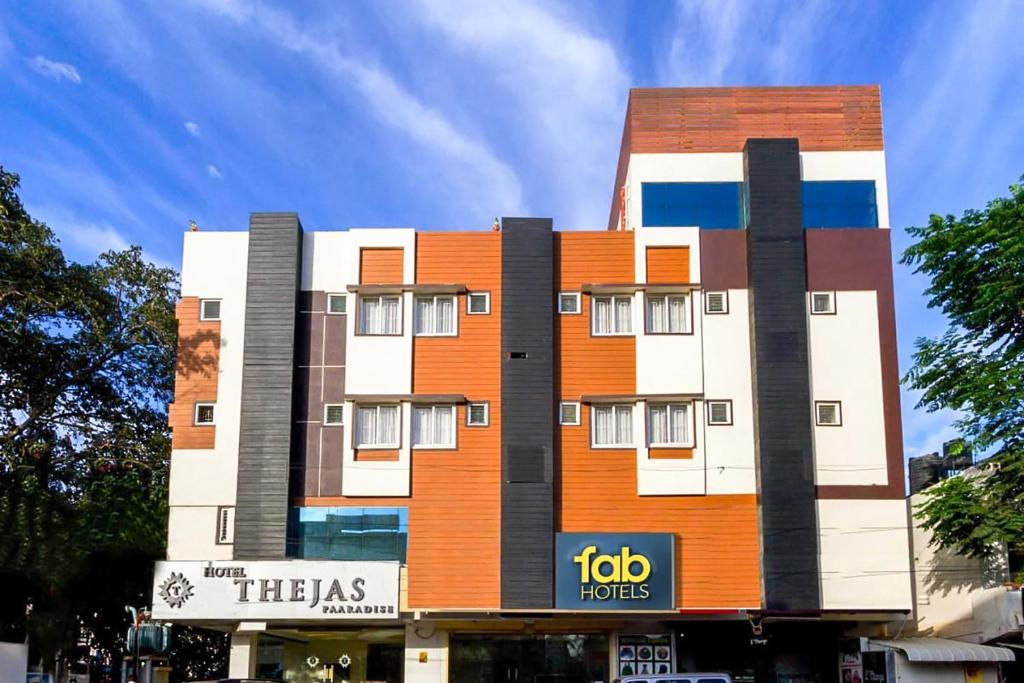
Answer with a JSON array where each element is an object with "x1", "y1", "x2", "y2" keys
[{"x1": 153, "y1": 86, "x2": 918, "y2": 682}]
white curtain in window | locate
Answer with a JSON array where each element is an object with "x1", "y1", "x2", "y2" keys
[
  {"x1": 412, "y1": 406, "x2": 433, "y2": 446},
  {"x1": 615, "y1": 297, "x2": 632, "y2": 333},
  {"x1": 415, "y1": 298, "x2": 433, "y2": 335},
  {"x1": 360, "y1": 297, "x2": 378, "y2": 334},
  {"x1": 434, "y1": 405, "x2": 453, "y2": 444},
  {"x1": 593, "y1": 406, "x2": 613, "y2": 444},
  {"x1": 648, "y1": 404, "x2": 668, "y2": 443},
  {"x1": 593, "y1": 298, "x2": 612, "y2": 334},
  {"x1": 382, "y1": 297, "x2": 401, "y2": 334},
  {"x1": 436, "y1": 296, "x2": 454, "y2": 334},
  {"x1": 669, "y1": 404, "x2": 689, "y2": 443},
  {"x1": 615, "y1": 405, "x2": 633, "y2": 444},
  {"x1": 378, "y1": 405, "x2": 399, "y2": 444},
  {"x1": 668, "y1": 296, "x2": 687, "y2": 332},
  {"x1": 358, "y1": 406, "x2": 377, "y2": 445},
  {"x1": 647, "y1": 297, "x2": 666, "y2": 333}
]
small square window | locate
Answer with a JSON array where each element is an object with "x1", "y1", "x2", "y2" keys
[
  {"x1": 327, "y1": 293, "x2": 347, "y2": 314},
  {"x1": 705, "y1": 291, "x2": 729, "y2": 314},
  {"x1": 324, "y1": 404, "x2": 344, "y2": 425},
  {"x1": 707, "y1": 400, "x2": 733, "y2": 426},
  {"x1": 559, "y1": 402, "x2": 581, "y2": 426},
  {"x1": 200, "y1": 299, "x2": 221, "y2": 321},
  {"x1": 467, "y1": 402, "x2": 489, "y2": 427},
  {"x1": 194, "y1": 402, "x2": 216, "y2": 425},
  {"x1": 815, "y1": 401, "x2": 842, "y2": 426},
  {"x1": 811, "y1": 291, "x2": 836, "y2": 315},
  {"x1": 467, "y1": 292, "x2": 490, "y2": 315},
  {"x1": 558, "y1": 292, "x2": 581, "y2": 315}
]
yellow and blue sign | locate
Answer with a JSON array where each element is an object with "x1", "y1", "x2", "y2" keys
[{"x1": 555, "y1": 533, "x2": 675, "y2": 610}]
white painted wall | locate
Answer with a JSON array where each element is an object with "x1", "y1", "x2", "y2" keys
[
  {"x1": 228, "y1": 632, "x2": 258, "y2": 678},
  {"x1": 818, "y1": 499, "x2": 913, "y2": 610},
  {"x1": 636, "y1": 398, "x2": 707, "y2": 496},
  {"x1": 341, "y1": 400, "x2": 412, "y2": 497},
  {"x1": 808, "y1": 291, "x2": 888, "y2": 487},
  {"x1": 168, "y1": 231, "x2": 248, "y2": 560},
  {"x1": 302, "y1": 230, "x2": 354, "y2": 291},
  {"x1": 404, "y1": 624, "x2": 448, "y2": 683}
]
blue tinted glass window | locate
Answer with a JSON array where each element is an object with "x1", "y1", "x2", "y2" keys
[
  {"x1": 642, "y1": 182, "x2": 743, "y2": 229},
  {"x1": 288, "y1": 506, "x2": 408, "y2": 562},
  {"x1": 801, "y1": 180, "x2": 878, "y2": 228}
]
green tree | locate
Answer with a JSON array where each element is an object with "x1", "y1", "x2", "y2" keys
[
  {"x1": 903, "y1": 178, "x2": 1024, "y2": 577},
  {"x1": 0, "y1": 166, "x2": 225, "y2": 680}
]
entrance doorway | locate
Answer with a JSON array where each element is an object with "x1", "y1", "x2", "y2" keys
[{"x1": 450, "y1": 634, "x2": 609, "y2": 683}]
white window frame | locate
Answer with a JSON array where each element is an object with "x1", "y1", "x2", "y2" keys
[
  {"x1": 355, "y1": 404, "x2": 401, "y2": 449},
  {"x1": 358, "y1": 295, "x2": 402, "y2": 335},
  {"x1": 194, "y1": 402, "x2": 216, "y2": 426},
  {"x1": 815, "y1": 401, "x2": 842, "y2": 426},
  {"x1": 706, "y1": 400, "x2": 733, "y2": 426},
  {"x1": 414, "y1": 294, "x2": 458, "y2": 337},
  {"x1": 199, "y1": 299, "x2": 221, "y2": 321},
  {"x1": 467, "y1": 292, "x2": 491, "y2": 315},
  {"x1": 326, "y1": 293, "x2": 347, "y2": 315},
  {"x1": 647, "y1": 402, "x2": 695, "y2": 448},
  {"x1": 590, "y1": 404, "x2": 634, "y2": 448},
  {"x1": 811, "y1": 291, "x2": 836, "y2": 315},
  {"x1": 558, "y1": 292, "x2": 582, "y2": 315},
  {"x1": 466, "y1": 402, "x2": 489, "y2": 427},
  {"x1": 591, "y1": 295, "x2": 633, "y2": 336},
  {"x1": 645, "y1": 293, "x2": 691, "y2": 334},
  {"x1": 323, "y1": 404, "x2": 344, "y2": 426},
  {"x1": 705, "y1": 291, "x2": 729, "y2": 315},
  {"x1": 412, "y1": 404, "x2": 457, "y2": 449},
  {"x1": 559, "y1": 401, "x2": 581, "y2": 426}
]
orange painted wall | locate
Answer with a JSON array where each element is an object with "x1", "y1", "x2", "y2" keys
[
  {"x1": 168, "y1": 297, "x2": 220, "y2": 449},
  {"x1": 646, "y1": 246, "x2": 690, "y2": 283},
  {"x1": 360, "y1": 248, "x2": 404, "y2": 284},
  {"x1": 300, "y1": 232, "x2": 502, "y2": 610},
  {"x1": 556, "y1": 232, "x2": 635, "y2": 398}
]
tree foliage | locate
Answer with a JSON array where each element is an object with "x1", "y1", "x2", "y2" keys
[
  {"x1": 903, "y1": 179, "x2": 1024, "y2": 574},
  {"x1": 0, "y1": 166, "x2": 225, "y2": 679}
]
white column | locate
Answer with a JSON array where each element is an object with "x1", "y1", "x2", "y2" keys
[
  {"x1": 228, "y1": 632, "x2": 258, "y2": 679},
  {"x1": 404, "y1": 623, "x2": 448, "y2": 683}
]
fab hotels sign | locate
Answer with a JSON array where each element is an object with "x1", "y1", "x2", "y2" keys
[
  {"x1": 151, "y1": 560, "x2": 400, "y2": 621},
  {"x1": 555, "y1": 533, "x2": 675, "y2": 610}
]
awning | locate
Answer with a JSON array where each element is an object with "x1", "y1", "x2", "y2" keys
[{"x1": 869, "y1": 637, "x2": 1016, "y2": 663}]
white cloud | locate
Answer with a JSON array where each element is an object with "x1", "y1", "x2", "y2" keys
[
  {"x1": 30, "y1": 205, "x2": 172, "y2": 269},
  {"x1": 27, "y1": 55, "x2": 82, "y2": 84},
  {"x1": 206, "y1": 164, "x2": 222, "y2": 178},
  {"x1": 184, "y1": 121, "x2": 201, "y2": 137}
]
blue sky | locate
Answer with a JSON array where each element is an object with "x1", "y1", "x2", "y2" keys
[{"x1": 1, "y1": 0, "x2": 1022, "y2": 467}]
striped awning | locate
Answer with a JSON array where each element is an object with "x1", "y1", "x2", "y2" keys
[{"x1": 869, "y1": 637, "x2": 1015, "y2": 662}]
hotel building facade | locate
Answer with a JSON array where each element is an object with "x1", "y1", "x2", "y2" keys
[{"x1": 153, "y1": 86, "x2": 915, "y2": 682}]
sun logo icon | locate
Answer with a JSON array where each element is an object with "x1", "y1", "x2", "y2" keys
[{"x1": 158, "y1": 572, "x2": 195, "y2": 608}]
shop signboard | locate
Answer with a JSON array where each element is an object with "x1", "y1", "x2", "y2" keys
[
  {"x1": 555, "y1": 533, "x2": 675, "y2": 610},
  {"x1": 151, "y1": 560, "x2": 399, "y2": 620}
]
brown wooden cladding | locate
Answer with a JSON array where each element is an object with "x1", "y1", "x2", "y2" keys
[
  {"x1": 648, "y1": 448, "x2": 694, "y2": 460},
  {"x1": 556, "y1": 232, "x2": 635, "y2": 398},
  {"x1": 299, "y1": 233, "x2": 502, "y2": 609},
  {"x1": 609, "y1": 86, "x2": 883, "y2": 228},
  {"x1": 168, "y1": 297, "x2": 220, "y2": 449},
  {"x1": 646, "y1": 246, "x2": 691, "y2": 283},
  {"x1": 359, "y1": 248, "x2": 404, "y2": 284},
  {"x1": 354, "y1": 450, "x2": 399, "y2": 462}
]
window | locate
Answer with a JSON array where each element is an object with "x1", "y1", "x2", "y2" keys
[
  {"x1": 811, "y1": 291, "x2": 836, "y2": 314},
  {"x1": 646, "y1": 294, "x2": 689, "y2": 333},
  {"x1": 648, "y1": 403, "x2": 693, "y2": 447},
  {"x1": 412, "y1": 404, "x2": 456, "y2": 448},
  {"x1": 707, "y1": 400, "x2": 733, "y2": 426},
  {"x1": 642, "y1": 182, "x2": 744, "y2": 229},
  {"x1": 467, "y1": 292, "x2": 490, "y2": 315},
  {"x1": 558, "y1": 292, "x2": 581, "y2": 314},
  {"x1": 414, "y1": 295, "x2": 457, "y2": 336},
  {"x1": 324, "y1": 404, "x2": 344, "y2": 426},
  {"x1": 194, "y1": 402, "x2": 215, "y2": 425},
  {"x1": 802, "y1": 180, "x2": 878, "y2": 228},
  {"x1": 288, "y1": 506, "x2": 408, "y2": 562},
  {"x1": 466, "y1": 402, "x2": 489, "y2": 427},
  {"x1": 815, "y1": 401, "x2": 842, "y2": 426},
  {"x1": 356, "y1": 405, "x2": 400, "y2": 448},
  {"x1": 326, "y1": 293, "x2": 347, "y2": 314},
  {"x1": 358, "y1": 295, "x2": 402, "y2": 335},
  {"x1": 592, "y1": 404, "x2": 633, "y2": 447},
  {"x1": 200, "y1": 299, "x2": 221, "y2": 321},
  {"x1": 215, "y1": 506, "x2": 235, "y2": 544},
  {"x1": 705, "y1": 291, "x2": 729, "y2": 314},
  {"x1": 559, "y1": 402, "x2": 581, "y2": 426},
  {"x1": 592, "y1": 296, "x2": 632, "y2": 335}
]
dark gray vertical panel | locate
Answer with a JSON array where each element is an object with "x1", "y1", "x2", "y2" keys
[
  {"x1": 501, "y1": 217, "x2": 555, "y2": 608},
  {"x1": 744, "y1": 139, "x2": 821, "y2": 611},
  {"x1": 233, "y1": 212, "x2": 303, "y2": 560}
]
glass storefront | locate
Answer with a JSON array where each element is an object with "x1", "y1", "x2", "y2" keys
[
  {"x1": 287, "y1": 506, "x2": 409, "y2": 561},
  {"x1": 255, "y1": 629, "x2": 405, "y2": 682},
  {"x1": 450, "y1": 634, "x2": 609, "y2": 683}
]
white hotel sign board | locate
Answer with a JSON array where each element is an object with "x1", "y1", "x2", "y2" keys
[{"x1": 151, "y1": 560, "x2": 400, "y2": 621}]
